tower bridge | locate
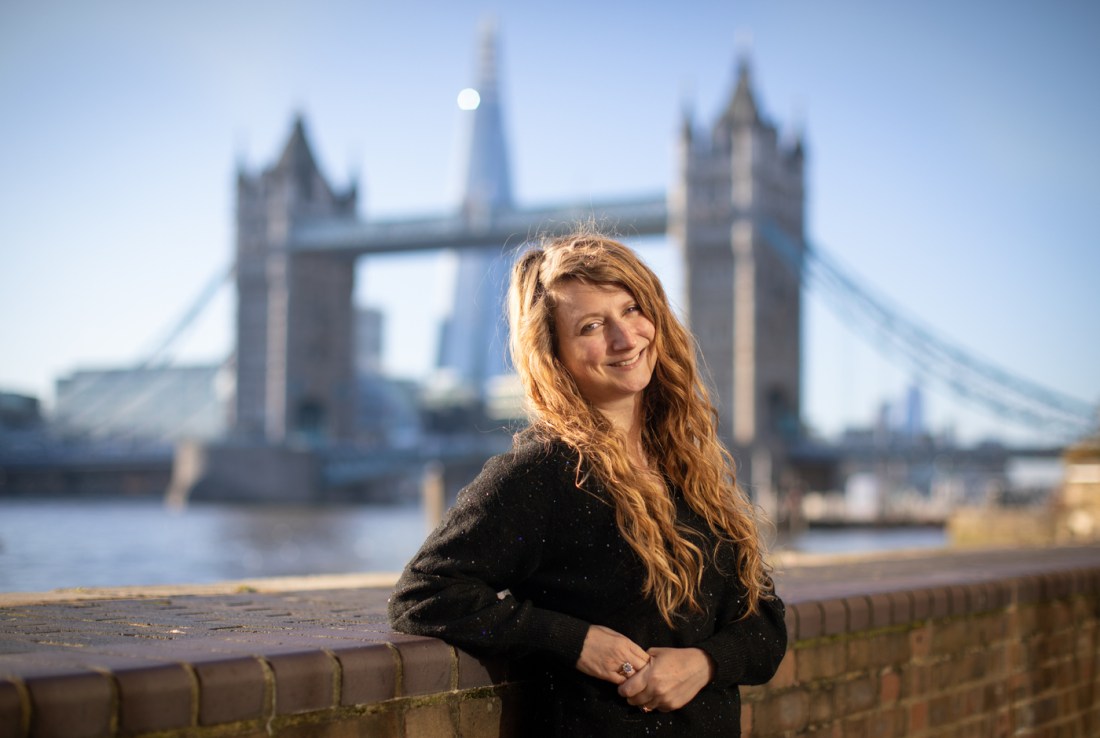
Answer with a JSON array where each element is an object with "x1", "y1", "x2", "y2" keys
[
  {"x1": 229, "y1": 22, "x2": 805, "y2": 491},
  {"x1": 162, "y1": 25, "x2": 1095, "y2": 504}
]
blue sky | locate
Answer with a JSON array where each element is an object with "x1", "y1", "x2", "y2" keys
[{"x1": 1, "y1": 1, "x2": 1097, "y2": 445}]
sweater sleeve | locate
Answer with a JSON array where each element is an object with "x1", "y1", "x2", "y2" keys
[
  {"x1": 695, "y1": 580, "x2": 788, "y2": 688},
  {"x1": 388, "y1": 446, "x2": 591, "y2": 665}
]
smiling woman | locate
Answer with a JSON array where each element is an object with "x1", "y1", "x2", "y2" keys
[
  {"x1": 551, "y1": 281, "x2": 657, "y2": 433},
  {"x1": 389, "y1": 229, "x2": 787, "y2": 737}
]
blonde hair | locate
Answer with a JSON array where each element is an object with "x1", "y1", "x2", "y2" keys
[{"x1": 508, "y1": 228, "x2": 773, "y2": 625}]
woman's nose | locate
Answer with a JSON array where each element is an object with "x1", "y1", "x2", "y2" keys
[{"x1": 607, "y1": 320, "x2": 637, "y2": 350}]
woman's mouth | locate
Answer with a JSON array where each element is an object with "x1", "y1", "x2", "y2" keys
[{"x1": 609, "y1": 348, "x2": 645, "y2": 368}]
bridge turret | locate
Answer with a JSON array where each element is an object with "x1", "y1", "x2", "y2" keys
[
  {"x1": 672, "y1": 54, "x2": 806, "y2": 502},
  {"x1": 232, "y1": 115, "x2": 359, "y2": 445}
]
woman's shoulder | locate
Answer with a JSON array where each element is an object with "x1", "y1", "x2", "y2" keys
[{"x1": 480, "y1": 427, "x2": 576, "y2": 483}]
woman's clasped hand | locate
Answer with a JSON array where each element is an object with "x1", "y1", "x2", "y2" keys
[{"x1": 617, "y1": 647, "x2": 715, "y2": 713}]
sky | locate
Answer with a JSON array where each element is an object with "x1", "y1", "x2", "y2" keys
[{"x1": 1, "y1": 0, "x2": 1097, "y2": 446}]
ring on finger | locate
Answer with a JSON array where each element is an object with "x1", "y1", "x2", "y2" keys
[{"x1": 618, "y1": 662, "x2": 635, "y2": 677}]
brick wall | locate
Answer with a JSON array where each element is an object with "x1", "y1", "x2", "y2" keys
[
  {"x1": 743, "y1": 568, "x2": 1099, "y2": 736},
  {"x1": 1, "y1": 547, "x2": 1097, "y2": 737}
]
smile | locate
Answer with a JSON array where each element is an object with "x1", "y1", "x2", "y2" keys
[{"x1": 608, "y1": 348, "x2": 646, "y2": 368}]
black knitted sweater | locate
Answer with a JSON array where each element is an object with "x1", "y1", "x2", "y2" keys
[{"x1": 388, "y1": 433, "x2": 787, "y2": 737}]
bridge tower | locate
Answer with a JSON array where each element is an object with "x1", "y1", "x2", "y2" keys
[
  {"x1": 232, "y1": 117, "x2": 359, "y2": 443},
  {"x1": 670, "y1": 58, "x2": 805, "y2": 488}
]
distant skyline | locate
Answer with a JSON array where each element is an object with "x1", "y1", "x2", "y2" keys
[{"x1": 1, "y1": 1, "x2": 1097, "y2": 445}]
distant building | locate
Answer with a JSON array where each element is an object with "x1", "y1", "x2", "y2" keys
[
  {"x1": 53, "y1": 365, "x2": 228, "y2": 443},
  {"x1": 435, "y1": 20, "x2": 515, "y2": 402},
  {"x1": 355, "y1": 306, "x2": 384, "y2": 376},
  {"x1": 0, "y1": 391, "x2": 43, "y2": 430}
]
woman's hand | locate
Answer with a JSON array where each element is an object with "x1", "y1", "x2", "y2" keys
[
  {"x1": 575, "y1": 625, "x2": 651, "y2": 684},
  {"x1": 617, "y1": 647, "x2": 715, "y2": 712}
]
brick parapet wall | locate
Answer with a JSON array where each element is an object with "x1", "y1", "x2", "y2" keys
[
  {"x1": 1, "y1": 547, "x2": 1097, "y2": 737},
  {"x1": 743, "y1": 568, "x2": 1100, "y2": 736}
]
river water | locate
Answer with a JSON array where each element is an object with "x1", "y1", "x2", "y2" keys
[{"x1": 0, "y1": 499, "x2": 946, "y2": 594}]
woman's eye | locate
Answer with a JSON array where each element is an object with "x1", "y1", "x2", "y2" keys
[{"x1": 580, "y1": 322, "x2": 601, "y2": 334}]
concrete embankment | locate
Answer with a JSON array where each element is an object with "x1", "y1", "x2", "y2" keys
[{"x1": 1, "y1": 547, "x2": 1099, "y2": 737}]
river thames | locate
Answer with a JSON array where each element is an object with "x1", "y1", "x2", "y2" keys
[{"x1": 0, "y1": 498, "x2": 946, "y2": 594}]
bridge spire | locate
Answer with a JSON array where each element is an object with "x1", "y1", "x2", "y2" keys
[{"x1": 724, "y1": 57, "x2": 761, "y2": 128}]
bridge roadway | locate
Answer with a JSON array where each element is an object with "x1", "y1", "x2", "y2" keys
[{"x1": 289, "y1": 195, "x2": 668, "y2": 255}]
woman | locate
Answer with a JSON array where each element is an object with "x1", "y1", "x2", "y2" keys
[{"x1": 388, "y1": 231, "x2": 787, "y2": 736}]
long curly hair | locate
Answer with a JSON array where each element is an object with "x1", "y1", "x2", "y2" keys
[{"x1": 507, "y1": 228, "x2": 773, "y2": 625}]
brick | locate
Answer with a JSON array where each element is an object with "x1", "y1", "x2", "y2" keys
[
  {"x1": 193, "y1": 656, "x2": 266, "y2": 725},
  {"x1": 821, "y1": 599, "x2": 847, "y2": 636},
  {"x1": 929, "y1": 619, "x2": 968, "y2": 657},
  {"x1": 909, "y1": 700, "x2": 928, "y2": 733},
  {"x1": 967, "y1": 583, "x2": 991, "y2": 614},
  {"x1": 840, "y1": 676, "x2": 876, "y2": 715},
  {"x1": 456, "y1": 650, "x2": 510, "y2": 690},
  {"x1": 988, "y1": 581, "x2": 1012, "y2": 612},
  {"x1": 24, "y1": 672, "x2": 113, "y2": 738},
  {"x1": 889, "y1": 592, "x2": 912, "y2": 626},
  {"x1": 332, "y1": 644, "x2": 397, "y2": 705},
  {"x1": 910, "y1": 588, "x2": 932, "y2": 622},
  {"x1": 928, "y1": 587, "x2": 951, "y2": 619},
  {"x1": 866, "y1": 632, "x2": 909, "y2": 670},
  {"x1": 793, "y1": 601, "x2": 823, "y2": 640},
  {"x1": 457, "y1": 694, "x2": 504, "y2": 738},
  {"x1": 848, "y1": 636, "x2": 871, "y2": 672},
  {"x1": 982, "y1": 680, "x2": 1008, "y2": 710},
  {"x1": 796, "y1": 640, "x2": 847, "y2": 682},
  {"x1": 114, "y1": 663, "x2": 194, "y2": 733},
  {"x1": 784, "y1": 600, "x2": 798, "y2": 642},
  {"x1": 845, "y1": 596, "x2": 871, "y2": 632},
  {"x1": 1014, "y1": 603, "x2": 1040, "y2": 636},
  {"x1": 867, "y1": 706, "x2": 905, "y2": 738},
  {"x1": 929, "y1": 692, "x2": 963, "y2": 728},
  {"x1": 840, "y1": 713, "x2": 869, "y2": 738},
  {"x1": 268, "y1": 650, "x2": 336, "y2": 715},
  {"x1": 0, "y1": 680, "x2": 26, "y2": 738},
  {"x1": 880, "y1": 669, "x2": 901, "y2": 704},
  {"x1": 909, "y1": 624, "x2": 931, "y2": 661},
  {"x1": 1051, "y1": 571, "x2": 1074, "y2": 600},
  {"x1": 769, "y1": 649, "x2": 797, "y2": 689},
  {"x1": 947, "y1": 585, "x2": 969, "y2": 616},
  {"x1": 992, "y1": 707, "x2": 1014, "y2": 738},
  {"x1": 393, "y1": 638, "x2": 453, "y2": 697},
  {"x1": 404, "y1": 701, "x2": 455, "y2": 737},
  {"x1": 808, "y1": 683, "x2": 835, "y2": 724},
  {"x1": 800, "y1": 724, "x2": 842, "y2": 738},
  {"x1": 1013, "y1": 576, "x2": 1042, "y2": 606},
  {"x1": 867, "y1": 593, "x2": 892, "y2": 629},
  {"x1": 776, "y1": 688, "x2": 811, "y2": 732},
  {"x1": 903, "y1": 663, "x2": 932, "y2": 699}
]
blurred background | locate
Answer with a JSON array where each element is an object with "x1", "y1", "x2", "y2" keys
[{"x1": 1, "y1": 1, "x2": 1097, "y2": 593}]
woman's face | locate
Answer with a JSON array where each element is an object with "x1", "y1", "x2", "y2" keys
[{"x1": 552, "y1": 281, "x2": 657, "y2": 415}]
